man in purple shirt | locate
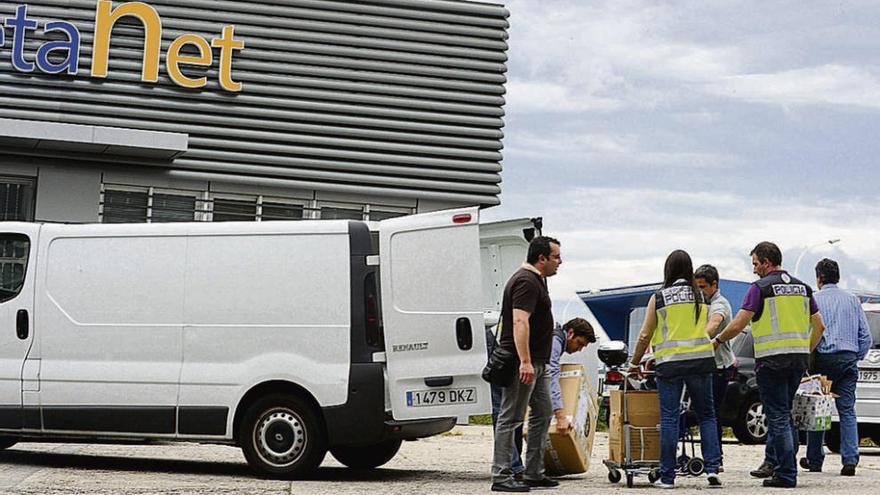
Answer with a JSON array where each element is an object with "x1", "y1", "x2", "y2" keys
[
  {"x1": 802, "y1": 259, "x2": 873, "y2": 476},
  {"x1": 714, "y1": 242, "x2": 825, "y2": 488}
]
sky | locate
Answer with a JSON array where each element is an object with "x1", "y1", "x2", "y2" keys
[{"x1": 482, "y1": 0, "x2": 880, "y2": 325}]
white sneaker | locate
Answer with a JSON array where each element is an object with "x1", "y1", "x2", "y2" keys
[
  {"x1": 657, "y1": 481, "x2": 675, "y2": 489},
  {"x1": 707, "y1": 473, "x2": 722, "y2": 488}
]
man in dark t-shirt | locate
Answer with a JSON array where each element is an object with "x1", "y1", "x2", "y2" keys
[{"x1": 490, "y1": 236, "x2": 561, "y2": 492}]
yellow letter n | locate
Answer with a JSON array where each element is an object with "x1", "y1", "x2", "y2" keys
[{"x1": 91, "y1": 0, "x2": 162, "y2": 83}]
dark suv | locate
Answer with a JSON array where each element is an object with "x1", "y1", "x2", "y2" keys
[{"x1": 718, "y1": 332, "x2": 766, "y2": 444}]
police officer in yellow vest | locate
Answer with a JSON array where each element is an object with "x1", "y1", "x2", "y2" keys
[
  {"x1": 629, "y1": 250, "x2": 722, "y2": 489},
  {"x1": 715, "y1": 242, "x2": 825, "y2": 489}
]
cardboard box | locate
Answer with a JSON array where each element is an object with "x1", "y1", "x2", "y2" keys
[
  {"x1": 608, "y1": 389, "x2": 660, "y2": 463},
  {"x1": 793, "y1": 390, "x2": 835, "y2": 431},
  {"x1": 543, "y1": 364, "x2": 598, "y2": 475}
]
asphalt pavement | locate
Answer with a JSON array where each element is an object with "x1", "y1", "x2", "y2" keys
[{"x1": 0, "y1": 426, "x2": 878, "y2": 494}]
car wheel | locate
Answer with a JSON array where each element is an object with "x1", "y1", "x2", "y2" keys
[
  {"x1": 330, "y1": 439, "x2": 402, "y2": 469},
  {"x1": 239, "y1": 393, "x2": 327, "y2": 479},
  {"x1": 732, "y1": 396, "x2": 767, "y2": 444},
  {"x1": 0, "y1": 437, "x2": 17, "y2": 450},
  {"x1": 825, "y1": 424, "x2": 841, "y2": 454}
]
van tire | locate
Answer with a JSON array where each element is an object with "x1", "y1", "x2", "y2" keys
[
  {"x1": 330, "y1": 439, "x2": 402, "y2": 469},
  {"x1": 239, "y1": 393, "x2": 327, "y2": 479},
  {"x1": 0, "y1": 437, "x2": 17, "y2": 450}
]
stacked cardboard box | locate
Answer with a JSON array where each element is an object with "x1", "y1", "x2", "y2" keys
[
  {"x1": 543, "y1": 363, "x2": 598, "y2": 475},
  {"x1": 608, "y1": 389, "x2": 660, "y2": 463}
]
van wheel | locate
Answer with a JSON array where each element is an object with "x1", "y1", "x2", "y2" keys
[
  {"x1": 239, "y1": 394, "x2": 327, "y2": 478},
  {"x1": 0, "y1": 437, "x2": 17, "y2": 450},
  {"x1": 330, "y1": 439, "x2": 402, "y2": 469}
]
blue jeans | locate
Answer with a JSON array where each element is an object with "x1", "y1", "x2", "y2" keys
[
  {"x1": 757, "y1": 366, "x2": 804, "y2": 484},
  {"x1": 486, "y1": 328, "x2": 524, "y2": 474},
  {"x1": 806, "y1": 351, "x2": 860, "y2": 467},
  {"x1": 657, "y1": 373, "x2": 721, "y2": 484}
]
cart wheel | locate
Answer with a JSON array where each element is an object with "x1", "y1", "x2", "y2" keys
[
  {"x1": 648, "y1": 468, "x2": 660, "y2": 483},
  {"x1": 608, "y1": 469, "x2": 622, "y2": 483},
  {"x1": 626, "y1": 472, "x2": 634, "y2": 488},
  {"x1": 686, "y1": 457, "x2": 705, "y2": 476},
  {"x1": 676, "y1": 453, "x2": 690, "y2": 469}
]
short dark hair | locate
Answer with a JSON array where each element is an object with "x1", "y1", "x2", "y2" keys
[
  {"x1": 527, "y1": 236, "x2": 560, "y2": 264},
  {"x1": 750, "y1": 241, "x2": 782, "y2": 266},
  {"x1": 564, "y1": 317, "x2": 596, "y2": 343},
  {"x1": 815, "y1": 258, "x2": 840, "y2": 284},
  {"x1": 694, "y1": 264, "x2": 719, "y2": 285}
]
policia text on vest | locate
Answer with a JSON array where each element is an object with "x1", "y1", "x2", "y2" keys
[
  {"x1": 651, "y1": 284, "x2": 715, "y2": 372},
  {"x1": 1, "y1": 2, "x2": 245, "y2": 91}
]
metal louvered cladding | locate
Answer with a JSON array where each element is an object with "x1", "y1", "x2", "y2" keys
[{"x1": 0, "y1": 0, "x2": 510, "y2": 206}]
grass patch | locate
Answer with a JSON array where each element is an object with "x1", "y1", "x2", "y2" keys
[{"x1": 469, "y1": 414, "x2": 493, "y2": 426}]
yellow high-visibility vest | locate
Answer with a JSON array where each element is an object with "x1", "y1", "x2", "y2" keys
[
  {"x1": 651, "y1": 283, "x2": 714, "y2": 366},
  {"x1": 750, "y1": 272, "x2": 811, "y2": 359}
]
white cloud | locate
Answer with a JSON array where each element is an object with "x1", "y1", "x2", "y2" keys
[
  {"x1": 705, "y1": 64, "x2": 880, "y2": 109},
  {"x1": 485, "y1": 186, "x2": 880, "y2": 301}
]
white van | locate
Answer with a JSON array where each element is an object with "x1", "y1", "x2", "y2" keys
[{"x1": 0, "y1": 207, "x2": 533, "y2": 478}]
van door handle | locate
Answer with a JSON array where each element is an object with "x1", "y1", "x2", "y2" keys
[
  {"x1": 16, "y1": 309, "x2": 28, "y2": 340},
  {"x1": 456, "y1": 317, "x2": 473, "y2": 351},
  {"x1": 425, "y1": 376, "x2": 453, "y2": 387}
]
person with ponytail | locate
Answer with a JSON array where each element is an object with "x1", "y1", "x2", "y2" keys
[{"x1": 628, "y1": 250, "x2": 722, "y2": 489}]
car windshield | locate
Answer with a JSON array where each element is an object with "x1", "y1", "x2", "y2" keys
[{"x1": 867, "y1": 311, "x2": 880, "y2": 349}]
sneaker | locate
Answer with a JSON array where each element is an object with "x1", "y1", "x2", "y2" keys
[
  {"x1": 707, "y1": 473, "x2": 722, "y2": 488},
  {"x1": 762, "y1": 477, "x2": 796, "y2": 488},
  {"x1": 841, "y1": 464, "x2": 856, "y2": 476},
  {"x1": 799, "y1": 458, "x2": 821, "y2": 472},
  {"x1": 657, "y1": 481, "x2": 675, "y2": 489},
  {"x1": 750, "y1": 461, "x2": 775, "y2": 478},
  {"x1": 491, "y1": 479, "x2": 530, "y2": 492},
  {"x1": 524, "y1": 476, "x2": 559, "y2": 489}
]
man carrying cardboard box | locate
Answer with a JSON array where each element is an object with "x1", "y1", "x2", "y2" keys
[{"x1": 549, "y1": 318, "x2": 597, "y2": 434}]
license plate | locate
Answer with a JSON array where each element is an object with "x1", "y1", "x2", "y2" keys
[
  {"x1": 859, "y1": 370, "x2": 880, "y2": 383},
  {"x1": 406, "y1": 387, "x2": 477, "y2": 407}
]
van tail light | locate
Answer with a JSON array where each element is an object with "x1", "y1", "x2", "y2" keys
[
  {"x1": 365, "y1": 273, "x2": 382, "y2": 347},
  {"x1": 605, "y1": 370, "x2": 624, "y2": 384},
  {"x1": 452, "y1": 214, "x2": 472, "y2": 224}
]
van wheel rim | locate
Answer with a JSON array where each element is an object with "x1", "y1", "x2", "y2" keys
[
  {"x1": 747, "y1": 403, "x2": 767, "y2": 439},
  {"x1": 255, "y1": 408, "x2": 306, "y2": 467}
]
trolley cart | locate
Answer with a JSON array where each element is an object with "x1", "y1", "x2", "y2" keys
[{"x1": 604, "y1": 371, "x2": 661, "y2": 488}]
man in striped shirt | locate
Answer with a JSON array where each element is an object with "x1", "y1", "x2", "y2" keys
[{"x1": 801, "y1": 259, "x2": 873, "y2": 476}]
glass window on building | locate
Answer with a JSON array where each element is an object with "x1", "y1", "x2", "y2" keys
[
  {"x1": 212, "y1": 197, "x2": 258, "y2": 222},
  {"x1": 101, "y1": 186, "x2": 200, "y2": 223},
  {"x1": 102, "y1": 189, "x2": 149, "y2": 223},
  {"x1": 0, "y1": 234, "x2": 30, "y2": 303},
  {"x1": 152, "y1": 193, "x2": 197, "y2": 223},
  {"x1": 261, "y1": 201, "x2": 305, "y2": 221},
  {"x1": 0, "y1": 177, "x2": 36, "y2": 222},
  {"x1": 319, "y1": 205, "x2": 364, "y2": 220}
]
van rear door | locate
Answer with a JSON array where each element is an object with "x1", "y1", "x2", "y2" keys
[{"x1": 379, "y1": 208, "x2": 488, "y2": 421}]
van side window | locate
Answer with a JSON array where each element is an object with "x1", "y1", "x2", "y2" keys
[
  {"x1": 0, "y1": 234, "x2": 30, "y2": 303},
  {"x1": 365, "y1": 272, "x2": 384, "y2": 347}
]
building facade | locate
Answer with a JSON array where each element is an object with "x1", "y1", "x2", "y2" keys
[{"x1": 0, "y1": 0, "x2": 509, "y2": 224}]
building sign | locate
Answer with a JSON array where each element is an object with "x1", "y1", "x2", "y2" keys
[{"x1": 1, "y1": 1, "x2": 245, "y2": 92}]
